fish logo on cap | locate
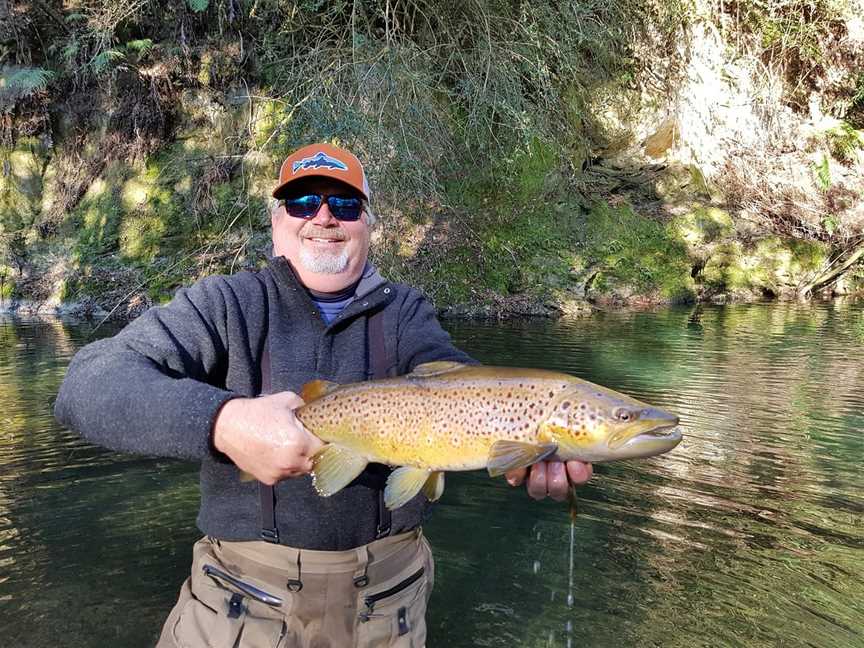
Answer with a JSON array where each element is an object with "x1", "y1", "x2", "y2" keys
[{"x1": 292, "y1": 152, "x2": 349, "y2": 174}]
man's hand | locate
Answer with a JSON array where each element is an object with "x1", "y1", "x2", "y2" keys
[
  {"x1": 212, "y1": 392, "x2": 324, "y2": 485},
  {"x1": 505, "y1": 460, "x2": 593, "y2": 501}
]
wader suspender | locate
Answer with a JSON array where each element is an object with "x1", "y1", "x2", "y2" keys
[{"x1": 258, "y1": 308, "x2": 392, "y2": 544}]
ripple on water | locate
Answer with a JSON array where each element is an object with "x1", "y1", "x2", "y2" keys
[{"x1": 2, "y1": 305, "x2": 864, "y2": 648}]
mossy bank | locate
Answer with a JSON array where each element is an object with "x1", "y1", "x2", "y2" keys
[{"x1": 2, "y1": 1, "x2": 863, "y2": 319}]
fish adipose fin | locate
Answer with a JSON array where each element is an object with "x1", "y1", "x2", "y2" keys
[
  {"x1": 384, "y1": 466, "x2": 431, "y2": 509},
  {"x1": 310, "y1": 444, "x2": 368, "y2": 497},
  {"x1": 409, "y1": 361, "x2": 467, "y2": 377},
  {"x1": 486, "y1": 441, "x2": 558, "y2": 477},
  {"x1": 422, "y1": 471, "x2": 445, "y2": 502},
  {"x1": 301, "y1": 379, "x2": 340, "y2": 403}
]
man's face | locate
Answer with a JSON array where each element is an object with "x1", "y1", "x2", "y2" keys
[{"x1": 271, "y1": 177, "x2": 371, "y2": 292}]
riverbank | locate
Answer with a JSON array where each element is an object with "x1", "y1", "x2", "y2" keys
[{"x1": 2, "y1": 2, "x2": 863, "y2": 317}]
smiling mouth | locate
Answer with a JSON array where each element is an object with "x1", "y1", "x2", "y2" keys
[{"x1": 304, "y1": 237, "x2": 345, "y2": 244}]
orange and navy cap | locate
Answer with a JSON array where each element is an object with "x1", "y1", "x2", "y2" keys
[{"x1": 272, "y1": 143, "x2": 370, "y2": 200}]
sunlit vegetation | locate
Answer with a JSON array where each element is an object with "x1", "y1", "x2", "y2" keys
[{"x1": 0, "y1": 1, "x2": 862, "y2": 314}]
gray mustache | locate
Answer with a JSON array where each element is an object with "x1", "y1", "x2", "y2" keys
[{"x1": 301, "y1": 226, "x2": 347, "y2": 241}]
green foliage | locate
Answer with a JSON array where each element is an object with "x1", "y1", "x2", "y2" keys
[
  {"x1": 419, "y1": 207, "x2": 576, "y2": 308},
  {"x1": 814, "y1": 154, "x2": 831, "y2": 190},
  {"x1": 825, "y1": 121, "x2": 864, "y2": 164},
  {"x1": 126, "y1": 39, "x2": 154, "y2": 56},
  {"x1": 2, "y1": 68, "x2": 54, "y2": 96},
  {"x1": 821, "y1": 214, "x2": 839, "y2": 235},
  {"x1": 187, "y1": 0, "x2": 210, "y2": 13},
  {"x1": 0, "y1": 265, "x2": 14, "y2": 299},
  {"x1": 671, "y1": 206, "x2": 734, "y2": 246},
  {"x1": 719, "y1": 0, "x2": 847, "y2": 105},
  {"x1": 583, "y1": 204, "x2": 694, "y2": 301},
  {"x1": 91, "y1": 50, "x2": 126, "y2": 75}
]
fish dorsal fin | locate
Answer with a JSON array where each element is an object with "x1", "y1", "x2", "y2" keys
[
  {"x1": 409, "y1": 361, "x2": 466, "y2": 378},
  {"x1": 384, "y1": 466, "x2": 431, "y2": 510},
  {"x1": 486, "y1": 441, "x2": 558, "y2": 477},
  {"x1": 301, "y1": 379, "x2": 340, "y2": 403}
]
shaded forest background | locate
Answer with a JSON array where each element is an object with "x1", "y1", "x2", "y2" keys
[{"x1": 1, "y1": 0, "x2": 863, "y2": 318}]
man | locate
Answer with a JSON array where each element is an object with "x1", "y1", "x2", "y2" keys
[{"x1": 55, "y1": 142, "x2": 593, "y2": 647}]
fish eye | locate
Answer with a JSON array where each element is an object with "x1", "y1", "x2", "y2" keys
[{"x1": 614, "y1": 408, "x2": 637, "y2": 422}]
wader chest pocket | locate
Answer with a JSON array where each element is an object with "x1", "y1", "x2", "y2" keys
[
  {"x1": 357, "y1": 565, "x2": 428, "y2": 647},
  {"x1": 172, "y1": 560, "x2": 289, "y2": 648}
]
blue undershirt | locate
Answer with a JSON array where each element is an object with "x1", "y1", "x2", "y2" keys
[{"x1": 311, "y1": 295, "x2": 354, "y2": 325}]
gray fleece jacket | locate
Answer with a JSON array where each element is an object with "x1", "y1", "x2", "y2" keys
[{"x1": 54, "y1": 257, "x2": 473, "y2": 550}]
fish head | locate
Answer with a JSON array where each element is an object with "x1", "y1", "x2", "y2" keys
[{"x1": 538, "y1": 383, "x2": 681, "y2": 462}]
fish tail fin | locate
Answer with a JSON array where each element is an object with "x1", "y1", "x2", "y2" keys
[
  {"x1": 422, "y1": 471, "x2": 445, "y2": 502},
  {"x1": 384, "y1": 466, "x2": 431, "y2": 510},
  {"x1": 310, "y1": 444, "x2": 368, "y2": 497}
]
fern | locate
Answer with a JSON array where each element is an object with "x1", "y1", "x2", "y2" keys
[
  {"x1": 826, "y1": 122, "x2": 863, "y2": 164},
  {"x1": 4, "y1": 68, "x2": 54, "y2": 95},
  {"x1": 126, "y1": 39, "x2": 154, "y2": 55},
  {"x1": 814, "y1": 155, "x2": 831, "y2": 191},
  {"x1": 91, "y1": 49, "x2": 126, "y2": 74},
  {"x1": 187, "y1": 0, "x2": 210, "y2": 12}
]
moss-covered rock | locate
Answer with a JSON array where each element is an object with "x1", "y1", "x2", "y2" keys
[{"x1": 582, "y1": 203, "x2": 695, "y2": 304}]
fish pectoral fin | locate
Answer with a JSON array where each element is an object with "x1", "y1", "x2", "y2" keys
[
  {"x1": 310, "y1": 444, "x2": 368, "y2": 497},
  {"x1": 422, "y1": 471, "x2": 445, "y2": 502},
  {"x1": 486, "y1": 441, "x2": 559, "y2": 477},
  {"x1": 301, "y1": 379, "x2": 340, "y2": 403},
  {"x1": 384, "y1": 466, "x2": 431, "y2": 510},
  {"x1": 409, "y1": 361, "x2": 467, "y2": 377}
]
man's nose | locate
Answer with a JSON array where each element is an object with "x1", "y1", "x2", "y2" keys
[{"x1": 310, "y1": 199, "x2": 337, "y2": 225}]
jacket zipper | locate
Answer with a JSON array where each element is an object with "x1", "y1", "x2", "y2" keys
[{"x1": 360, "y1": 566, "x2": 425, "y2": 620}]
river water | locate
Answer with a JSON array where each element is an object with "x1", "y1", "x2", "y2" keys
[{"x1": 1, "y1": 302, "x2": 862, "y2": 647}]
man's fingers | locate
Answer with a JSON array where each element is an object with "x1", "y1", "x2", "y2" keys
[
  {"x1": 273, "y1": 390, "x2": 306, "y2": 409},
  {"x1": 566, "y1": 460, "x2": 593, "y2": 485},
  {"x1": 526, "y1": 462, "x2": 547, "y2": 500},
  {"x1": 505, "y1": 467, "x2": 527, "y2": 487},
  {"x1": 546, "y1": 461, "x2": 569, "y2": 501}
]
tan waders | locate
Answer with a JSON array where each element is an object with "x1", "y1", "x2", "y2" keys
[{"x1": 156, "y1": 529, "x2": 433, "y2": 648}]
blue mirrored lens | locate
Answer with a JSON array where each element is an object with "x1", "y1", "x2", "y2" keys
[
  {"x1": 328, "y1": 196, "x2": 363, "y2": 221},
  {"x1": 284, "y1": 195, "x2": 322, "y2": 219},
  {"x1": 283, "y1": 194, "x2": 363, "y2": 221}
]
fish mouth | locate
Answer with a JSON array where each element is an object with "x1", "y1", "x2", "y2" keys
[
  {"x1": 616, "y1": 423, "x2": 683, "y2": 458},
  {"x1": 623, "y1": 423, "x2": 682, "y2": 445}
]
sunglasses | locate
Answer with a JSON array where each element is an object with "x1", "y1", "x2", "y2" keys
[{"x1": 281, "y1": 194, "x2": 364, "y2": 222}]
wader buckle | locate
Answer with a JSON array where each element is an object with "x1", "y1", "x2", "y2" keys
[
  {"x1": 261, "y1": 527, "x2": 279, "y2": 544},
  {"x1": 353, "y1": 575, "x2": 369, "y2": 588},
  {"x1": 227, "y1": 593, "x2": 244, "y2": 619},
  {"x1": 286, "y1": 579, "x2": 303, "y2": 592}
]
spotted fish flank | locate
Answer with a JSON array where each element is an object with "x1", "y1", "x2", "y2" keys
[{"x1": 296, "y1": 362, "x2": 681, "y2": 509}]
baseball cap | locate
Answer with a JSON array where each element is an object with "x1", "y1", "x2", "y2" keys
[{"x1": 272, "y1": 143, "x2": 370, "y2": 200}]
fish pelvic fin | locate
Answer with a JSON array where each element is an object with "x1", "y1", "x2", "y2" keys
[
  {"x1": 422, "y1": 471, "x2": 445, "y2": 502},
  {"x1": 384, "y1": 466, "x2": 431, "y2": 510},
  {"x1": 486, "y1": 441, "x2": 558, "y2": 478},
  {"x1": 310, "y1": 444, "x2": 368, "y2": 497},
  {"x1": 239, "y1": 470, "x2": 256, "y2": 482},
  {"x1": 301, "y1": 379, "x2": 340, "y2": 403}
]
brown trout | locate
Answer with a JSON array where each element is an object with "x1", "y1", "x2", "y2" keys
[{"x1": 296, "y1": 361, "x2": 682, "y2": 510}]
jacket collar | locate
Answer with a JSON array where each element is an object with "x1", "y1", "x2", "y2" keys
[{"x1": 268, "y1": 256, "x2": 395, "y2": 324}]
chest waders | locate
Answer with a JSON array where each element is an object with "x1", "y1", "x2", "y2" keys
[{"x1": 257, "y1": 308, "x2": 393, "y2": 570}]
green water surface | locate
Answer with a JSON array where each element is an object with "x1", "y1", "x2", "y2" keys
[{"x1": 1, "y1": 302, "x2": 862, "y2": 647}]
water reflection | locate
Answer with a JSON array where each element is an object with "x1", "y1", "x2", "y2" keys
[{"x1": 1, "y1": 302, "x2": 863, "y2": 647}]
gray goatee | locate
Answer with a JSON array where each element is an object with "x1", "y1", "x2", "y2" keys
[{"x1": 299, "y1": 244, "x2": 349, "y2": 274}]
